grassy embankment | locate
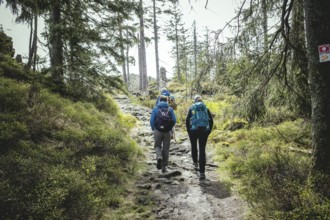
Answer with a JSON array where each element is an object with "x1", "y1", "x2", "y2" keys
[{"x1": 0, "y1": 55, "x2": 155, "y2": 219}]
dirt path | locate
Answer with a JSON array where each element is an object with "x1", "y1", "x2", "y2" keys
[{"x1": 114, "y1": 95, "x2": 248, "y2": 220}]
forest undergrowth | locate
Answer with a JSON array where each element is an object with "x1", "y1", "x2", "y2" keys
[{"x1": 0, "y1": 67, "x2": 143, "y2": 219}]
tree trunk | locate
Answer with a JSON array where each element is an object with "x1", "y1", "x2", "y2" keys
[
  {"x1": 138, "y1": 0, "x2": 148, "y2": 92},
  {"x1": 192, "y1": 28, "x2": 197, "y2": 98},
  {"x1": 138, "y1": 34, "x2": 143, "y2": 91},
  {"x1": 261, "y1": 0, "x2": 268, "y2": 52},
  {"x1": 153, "y1": 0, "x2": 160, "y2": 91},
  {"x1": 26, "y1": 15, "x2": 38, "y2": 71},
  {"x1": 175, "y1": 11, "x2": 181, "y2": 83},
  {"x1": 160, "y1": 66, "x2": 167, "y2": 88},
  {"x1": 27, "y1": 17, "x2": 33, "y2": 69},
  {"x1": 32, "y1": 15, "x2": 38, "y2": 71},
  {"x1": 304, "y1": 0, "x2": 330, "y2": 192},
  {"x1": 204, "y1": 28, "x2": 211, "y2": 78},
  {"x1": 49, "y1": 2, "x2": 65, "y2": 90},
  {"x1": 193, "y1": 21, "x2": 197, "y2": 79},
  {"x1": 119, "y1": 27, "x2": 127, "y2": 84},
  {"x1": 291, "y1": 0, "x2": 310, "y2": 117},
  {"x1": 126, "y1": 28, "x2": 130, "y2": 86}
]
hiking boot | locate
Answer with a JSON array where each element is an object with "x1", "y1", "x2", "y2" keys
[
  {"x1": 156, "y1": 158, "x2": 162, "y2": 170},
  {"x1": 162, "y1": 167, "x2": 167, "y2": 173},
  {"x1": 199, "y1": 173, "x2": 206, "y2": 180}
]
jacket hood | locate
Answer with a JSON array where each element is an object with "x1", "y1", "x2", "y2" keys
[
  {"x1": 157, "y1": 101, "x2": 169, "y2": 108},
  {"x1": 161, "y1": 91, "x2": 170, "y2": 96}
]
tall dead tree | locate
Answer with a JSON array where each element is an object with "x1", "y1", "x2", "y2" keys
[
  {"x1": 119, "y1": 26, "x2": 127, "y2": 84},
  {"x1": 153, "y1": 0, "x2": 160, "y2": 91},
  {"x1": 26, "y1": 14, "x2": 38, "y2": 71},
  {"x1": 138, "y1": 0, "x2": 148, "y2": 92}
]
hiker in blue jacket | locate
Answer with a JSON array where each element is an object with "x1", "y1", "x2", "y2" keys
[
  {"x1": 150, "y1": 95, "x2": 176, "y2": 173},
  {"x1": 185, "y1": 95, "x2": 213, "y2": 179}
]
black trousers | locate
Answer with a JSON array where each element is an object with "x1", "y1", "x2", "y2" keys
[{"x1": 188, "y1": 130, "x2": 209, "y2": 173}]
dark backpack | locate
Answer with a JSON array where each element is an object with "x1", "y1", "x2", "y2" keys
[
  {"x1": 155, "y1": 107, "x2": 173, "y2": 132},
  {"x1": 190, "y1": 102, "x2": 210, "y2": 131}
]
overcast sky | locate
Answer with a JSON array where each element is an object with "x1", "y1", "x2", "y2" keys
[
  {"x1": 152, "y1": 0, "x2": 238, "y2": 77},
  {"x1": 0, "y1": 0, "x2": 238, "y2": 78}
]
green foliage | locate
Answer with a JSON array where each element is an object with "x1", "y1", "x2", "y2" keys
[
  {"x1": 263, "y1": 106, "x2": 297, "y2": 125},
  {"x1": 0, "y1": 30, "x2": 15, "y2": 57},
  {"x1": 0, "y1": 76, "x2": 141, "y2": 219},
  {"x1": 167, "y1": 81, "x2": 186, "y2": 93},
  {"x1": 274, "y1": 186, "x2": 330, "y2": 219},
  {"x1": 0, "y1": 77, "x2": 30, "y2": 148},
  {"x1": 138, "y1": 97, "x2": 155, "y2": 110},
  {"x1": 0, "y1": 115, "x2": 28, "y2": 147},
  {"x1": 205, "y1": 100, "x2": 227, "y2": 114},
  {"x1": 221, "y1": 118, "x2": 248, "y2": 131},
  {"x1": 118, "y1": 112, "x2": 137, "y2": 129},
  {"x1": 244, "y1": 90, "x2": 267, "y2": 123},
  {"x1": 212, "y1": 116, "x2": 329, "y2": 219},
  {"x1": 173, "y1": 99, "x2": 191, "y2": 127},
  {"x1": 203, "y1": 99, "x2": 233, "y2": 131},
  {"x1": 196, "y1": 81, "x2": 222, "y2": 97},
  {"x1": 239, "y1": 149, "x2": 330, "y2": 219},
  {"x1": 0, "y1": 54, "x2": 30, "y2": 80}
]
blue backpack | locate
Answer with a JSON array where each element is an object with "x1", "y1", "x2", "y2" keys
[
  {"x1": 155, "y1": 107, "x2": 173, "y2": 132},
  {"x1": 190, "y1": 102, "x2": 210, "y2": 131}
]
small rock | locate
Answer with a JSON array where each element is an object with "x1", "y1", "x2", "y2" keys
[
  {"x1": 163, "y1": 170, "x2": 182, "y2": 178},
  {"x1": 154, "y1": 183, "x2": 162, "y2": 189},
  {"x1": 137, "y1": 184, "x2": 152, "y2": 190}
]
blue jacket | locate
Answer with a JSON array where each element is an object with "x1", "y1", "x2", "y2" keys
[{"x1": 150, "y1": 101, "x2": 176, "y2": 131}]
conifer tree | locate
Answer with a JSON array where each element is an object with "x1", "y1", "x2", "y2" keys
[
  {"x1": 304, "y1": 0, "x2": 330, "y2": 193},
  {"x1": 163, "y1": 0, "x2": 185, "y2": 83}
]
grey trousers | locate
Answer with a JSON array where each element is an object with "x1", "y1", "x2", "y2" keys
[{"x1": 154, "y1": 129, "x2": 171, "y2": 168}]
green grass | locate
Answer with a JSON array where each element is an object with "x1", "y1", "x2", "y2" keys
[
  {"x1": 209, "y1": 98, "x2": 330, "y2": 219},
  {"x1": 0, "y1": 76, "x2": 143, "y2": 219}
]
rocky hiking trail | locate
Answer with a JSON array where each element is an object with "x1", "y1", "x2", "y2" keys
[{"x1": 114, "y1": 95, "x2": 248, "y2": 220}]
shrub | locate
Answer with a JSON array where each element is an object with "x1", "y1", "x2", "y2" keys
[
  {"x1": 0, "y1": 30, "x2": 15, "y2": 57},
  {"x1": 138, "y1": 98, "x2": 155, "y2": 109},
  {"x1": 263, "y1": 106, "x2": 297, "y2": 125},
  {"x1": 173, "y1": 100, "x2": 191, "y2": 127},
  {"x1": 94, "y1": 93, "x2": 119, "y2": 115},
  {"x1": 167, "y1": 81, "x2": 186, "y2": 93},
  {"x1": 213, "y1": 117, "x2": 328, "y2": 219}
]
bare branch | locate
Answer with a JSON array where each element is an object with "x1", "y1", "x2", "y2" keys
[{"x1": 205, "y1": 0, "x2": 208, "y2": 8}]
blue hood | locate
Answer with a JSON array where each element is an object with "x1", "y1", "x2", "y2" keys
[
  {"x1": 161, "y1": 90, "x2": 170, "y2": 96},
  {"x1": 157, "y1": 101, "x2": 169, "y2": 109}
]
